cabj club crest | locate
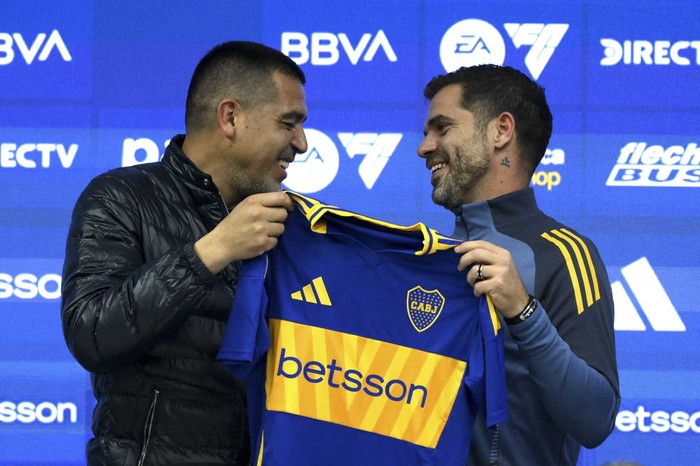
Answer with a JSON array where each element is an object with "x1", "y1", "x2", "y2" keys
[{"x1": 406, "y1": 286, "x2": 445, "y2": 332}]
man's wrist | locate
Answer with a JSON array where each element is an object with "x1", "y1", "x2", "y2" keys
[{"x1": 504, "y1": 295, "x2": 538, "y2": 325}]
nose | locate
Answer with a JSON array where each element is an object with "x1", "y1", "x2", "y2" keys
[
  {"x1": 292, "y1": 126, "x2": 308, "y2": 155},
  {"x1": 417, "y1": 136, "x2": 436, "y2": 159}
]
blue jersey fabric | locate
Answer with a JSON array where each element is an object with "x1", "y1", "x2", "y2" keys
[{"x1": 218, "y1": 192, "x2": 507, "y2": 466}]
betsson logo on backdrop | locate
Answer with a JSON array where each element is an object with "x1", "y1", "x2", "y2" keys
[
  {"x1": 282, "y1": 129, "x2": 402, "y2": 193},
  {"x1": 0, "y1": 30, "x2": 71, "y2": 65},
  {"x1": 0, "y1": 273, "x2": 62, "y2": 300},
  {"x1": 616, "y1": 406, "x2": 700, "y2": 434},
  {"x1": 281, "y1": 30, "x2": 397, "y2": 65},
  {"x1": 0, "y1": 401, "x2": 77, "y2": 424},
  {"x1": 606, "y1": 142, "x2": 700, "y2": 187},
  {"x1": 601, "y1": 38, "x2": 700, "y2": 66},
  {"x1": 439, "y1": 19, "x2": 568, "y2": 79}
]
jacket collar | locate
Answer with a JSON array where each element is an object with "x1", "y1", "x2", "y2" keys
[
  {"x1": 161, "y1": 134, "x2": 222, "y2": 206},
  {"x1": 452, "y1": 188, "x2": 541, "y2": 240}
]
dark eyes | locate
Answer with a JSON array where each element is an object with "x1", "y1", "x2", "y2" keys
[{"x1": 436, "y1": 124, "x2": 449, "y2": 134}]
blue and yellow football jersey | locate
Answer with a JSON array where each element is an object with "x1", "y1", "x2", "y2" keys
[{"x1": 218, "y1": 192, "x2": 507, "y2": 466}]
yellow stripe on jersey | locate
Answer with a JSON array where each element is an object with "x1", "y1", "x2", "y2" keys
[
  {"x1": 256, "y1": 433, "x2": 264, "y2": 466},
  {"x1": 301, "y1": 284, "x2": 317, "y2": 304},
  {"x1": 312, "y1": 277, "x2": 332, "y2": 305},
  {"x1": 541, "y1": 231, "x2": 585, "y2": 314},
  {"x1": 486, "y1": 294, "x2": 502, "y2": 335},
  {"x1": 285, "y1": 191, "x2": 455, "y2": 256},
  {"x1": 266, "y1": 318, "x2": 467, "y2": 448}
]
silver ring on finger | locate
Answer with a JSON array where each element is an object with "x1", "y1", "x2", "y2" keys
[{"x1": 476, "y1": 263, "x2": 484, "y2": 281}]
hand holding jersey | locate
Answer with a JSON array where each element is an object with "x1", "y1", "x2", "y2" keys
[
  {"x1": 195, "y1": 192, "x2": 294, "y2": 273},
  {"x1": 455, "y1": 240, "x2": 530, "y2": 320}
]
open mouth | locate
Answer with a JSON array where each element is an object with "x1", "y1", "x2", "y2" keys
[{"x1": 430, "y1": 163, "x2": 447, "y2": 174}]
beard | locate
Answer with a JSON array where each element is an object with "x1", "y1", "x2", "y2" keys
[
  {"x1": 227, "y1": 167, "x2": 282, "y2": 202},
  {"x1": 431, "y1": 136, "x2": 490, "y2": 211}
]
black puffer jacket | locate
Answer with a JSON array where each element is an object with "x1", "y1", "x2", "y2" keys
[{"x1": 61, "y1": 135, "x2": 250, "y2": 465}]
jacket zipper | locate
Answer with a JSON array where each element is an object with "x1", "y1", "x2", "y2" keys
[
  {"x1": 137, "y1": 388, "x2": 159, "y2": 466},
  {"x1": 217, "y1": 193, "x2": 237, "y2": 286},
  {"x1": 488, "y1": 424, "x2": 500, "y2": 465}
]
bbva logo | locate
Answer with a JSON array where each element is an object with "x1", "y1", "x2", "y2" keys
[{"x1": 0, "y1": 30, "x2": 71, "y2": 65}]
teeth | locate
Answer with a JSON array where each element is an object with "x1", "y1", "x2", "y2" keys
[
  {"x1": 279, "y1": 160, "x2": 290, "y2": 169},
  {"x1": 430, "y1": 163, "x2": 446, "y2": 173}
]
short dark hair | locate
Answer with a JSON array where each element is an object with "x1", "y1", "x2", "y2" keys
[
  {"x1": 424, "y1": 65, "x2": 552, "y2": 175},
  {"x1": 185, "y1": 41, "x2": 306, "y2": 132}
]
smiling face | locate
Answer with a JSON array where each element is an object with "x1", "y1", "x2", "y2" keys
[
  {"x1": 418, "y1": 84, "x2": 491, "y2": 210},
  {"x1": 225, "y1": 71, "x2": 308, "y2": 201}
]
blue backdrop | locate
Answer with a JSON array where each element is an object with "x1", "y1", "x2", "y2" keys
[{"x1": 1, "y1": 1, "x2": 698, "y2": 465}]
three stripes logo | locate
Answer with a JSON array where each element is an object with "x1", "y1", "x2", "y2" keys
[
  {"x1": 541, "y1": 228, "x2": 601, "y2": 314},
  {"x1": 612, "y1": 257, "x2": 685, "y2": 332},
  {"x1": 291, "y1": 276, "x2": 333, "y2": 306}
]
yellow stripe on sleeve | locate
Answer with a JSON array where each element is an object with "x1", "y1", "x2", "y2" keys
[
  {"x1": 561, "y1": 228, "x2": 601, "y2": 301},
  {"x1": 551, "y1": 229, "x2": 593, "y2": 307},
  {"x1": 541, "y1": 232, "x2": 584, "y2": 314}
]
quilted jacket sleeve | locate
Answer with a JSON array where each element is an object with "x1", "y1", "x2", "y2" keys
[{"x1": 61, "y1": 172, "x2": 217, "y2": 373}]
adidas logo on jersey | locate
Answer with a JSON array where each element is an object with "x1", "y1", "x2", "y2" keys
[
  {"x1": 291, "y1": 276, "x2": 333, "y2": 306},
  {"x1": 612, "y1": 257, "x2": 685, "y2": 332}
]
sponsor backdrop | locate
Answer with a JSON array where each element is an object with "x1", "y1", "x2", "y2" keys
[{"x1": 1, "y1": 1, "x2": 698, "y2": 464}]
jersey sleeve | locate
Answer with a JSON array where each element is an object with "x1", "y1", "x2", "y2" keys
[
  {"x1": 537, "y1": 233, "x2": 619, "y2": 396},
  {"x1": 217, "y1": 254, "x2": 271, "y2": 378},
  {"x1": 464, "y1": 296, "x2": 508, "y2": 429}
]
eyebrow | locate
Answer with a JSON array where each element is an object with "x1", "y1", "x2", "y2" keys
[
  {"x1": 423, "y1": 114, "x2": 455, "y2": 136},
  {"x1": 281, "y1": 111, "x2": 307, "y2": 124}
]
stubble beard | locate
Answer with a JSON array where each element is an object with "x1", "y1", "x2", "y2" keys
[
  {"x1": 227, "y1": 167, "x2": 281, "y2": 202},
  {"x1": 432, "y1": 141, "x2": 490, "y2": 211}
]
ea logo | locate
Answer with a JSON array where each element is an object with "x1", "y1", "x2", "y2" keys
[
  {"x1": 440, "y1": 19, "x2": 505, "y2": 72},
  {"x1": 283, "y1": 129, "x2": 339, "y2": 193}
]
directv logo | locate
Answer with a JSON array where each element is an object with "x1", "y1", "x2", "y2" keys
[
  {"x1": 606, "y1": 142, "x2": 700, "y2": 187},
  {"x1": 612, "y1": 257, "x2": 685, "y2": 332}
]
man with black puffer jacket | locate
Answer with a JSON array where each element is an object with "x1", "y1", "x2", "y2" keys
[{"x1": 61, "y1": 41, "x2": 308, "y2": 466}]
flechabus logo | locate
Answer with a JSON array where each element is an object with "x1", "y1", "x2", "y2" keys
[
  {"x1": 0, "y1": 30, "x2": 71, "y2": 65},
  {"x1": 440, "y1": 19, "x2": 568, "y2": 79},
  {"x1": 282, "y1": 30, "x2": 397, "y2": 65},
  {"x1": 531, "y1": 148, "x2": 565, "y2": 190},
  {"x1": 0, "y1": 143, "x2": 78, "y2": 168},
  {"x1": 616, "y1": 406, "x2": 700, "y2": 434},
  {"x1": 0, "y1": 401, "x2": 77, "y2": 424},
  {"x1": 606, "y1": 142, "x2": 700, "y2": 187},
  {"x1": 612, "y1": 257, "x2": 685, "y2": 332},
  {"x1": 601, "y1": 39, "x2": 700, "y2": 66},
  {"x1": 0, "y1": 273, "x2": 61, "y2": 300}
]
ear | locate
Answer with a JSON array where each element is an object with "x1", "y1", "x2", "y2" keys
[
  {"x1": 217, "y1": 98, "x2": 239, "y2": 139},
  {"x1": 492, "y1": 112, "x2": 515, "y2": 149}
]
